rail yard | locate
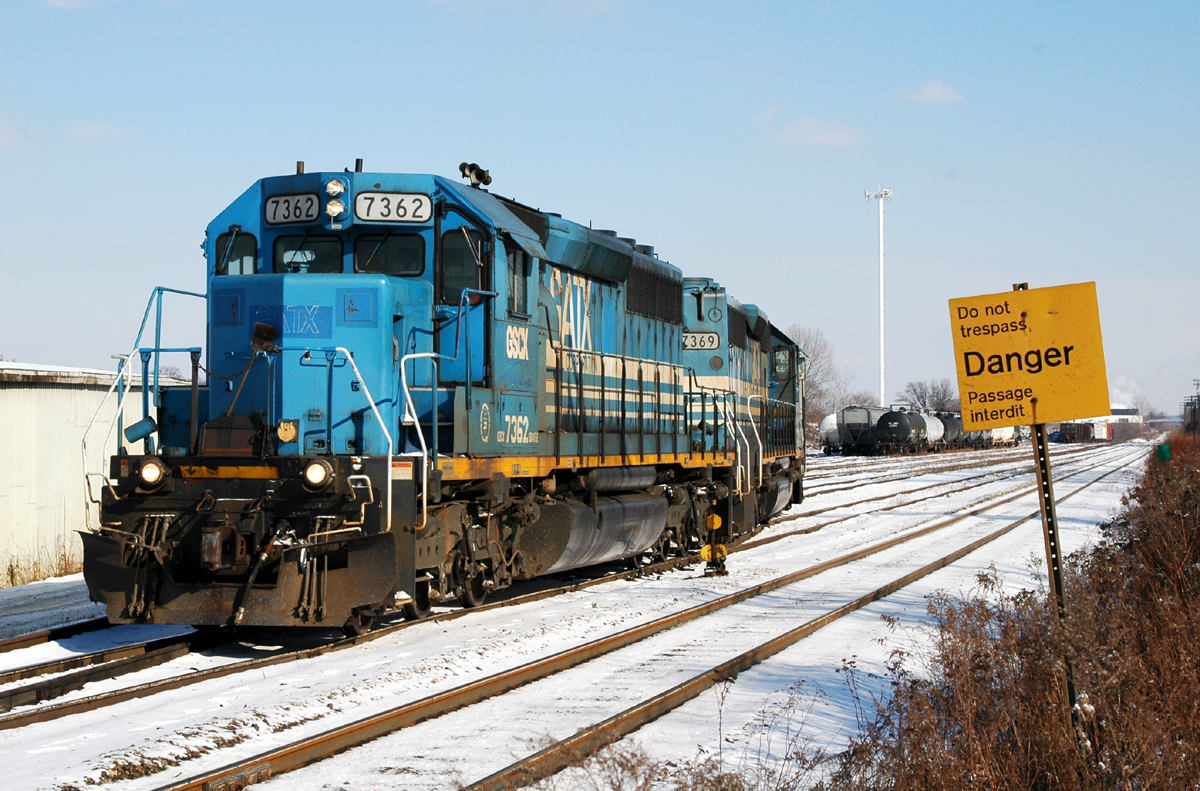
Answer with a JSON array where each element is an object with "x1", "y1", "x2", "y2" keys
[{"x1": 0, "y1": 440, "x2": 1145, "y2": 789}]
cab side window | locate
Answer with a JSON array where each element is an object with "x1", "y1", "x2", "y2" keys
[
  {"x1": 441, "y1": 228, "x2": 482, "y2": 303},
  {"x1": 215, "y1": 232, "x2": 257, "y2": 275},
  {"x1": 508, "y1": 245, "x2": 528, "y2": 315},
  {"x1": 771, "y1": 348, "x2": 792, "y2": 382}
]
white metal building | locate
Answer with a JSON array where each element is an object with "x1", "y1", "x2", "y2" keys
[{"x1": 0, "y1": 362, "x2": 154, "y2": 577}]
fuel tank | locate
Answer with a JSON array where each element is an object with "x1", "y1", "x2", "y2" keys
[{"x1": 514, "y1": 493, "x2": 667, "y2": 579}]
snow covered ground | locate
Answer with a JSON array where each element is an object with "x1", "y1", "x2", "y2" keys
[
  {"x1": 0, "y1": 574, "x2": 105, "y2": 641},
  {"x1": 0, "y1": 443, "x2": 1146, "y2": 790}
]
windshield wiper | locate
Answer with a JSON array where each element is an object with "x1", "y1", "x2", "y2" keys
[
  {"x1": 362, "y1": 229, "x2": 391, "y2": 272},
  {"x1": 287, "y1": 231, "x2": 311, "y2": 273}
]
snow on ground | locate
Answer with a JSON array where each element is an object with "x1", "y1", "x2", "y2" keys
[
  {"x1": 0, "y1": 444, "x2": 1145, "y2": 790},
  {"x1": 616, "y1": 448, "x2": 1147, "y2": 788},
  {"x1": 243, "y1": 446, "x2": 1143, "y2": 791},
  {"x1": 0, "y1": 574, "x2": 105, "y2": 641}
]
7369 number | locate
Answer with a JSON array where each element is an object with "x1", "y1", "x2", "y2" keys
[{"x1": 683, "y1": 332, "x2": 721, "y2": 350}]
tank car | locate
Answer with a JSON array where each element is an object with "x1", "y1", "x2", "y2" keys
[
  {"x1": 819, "y1": 414, "x2": 840, "y2": 454},
  {"x1": 79, "y1": 163, "x2": 806, "y2": 634},
  {"x1": 875, "y1": 409, "x2": 928, "y2": 453},
  {"x1": 937, "y1": 413, "x2": 963, "y2": 447},
  {"x1": 923, "y1": 413, "x2": 945, "y2": 449},
  {"x1": 990, "y1": 426, "x2": 1017, "y2": 447}
]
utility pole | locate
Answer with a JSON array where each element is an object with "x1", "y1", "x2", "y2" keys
[{"x1": 866, "y1": 188, "x2": 892, "y2": 407}]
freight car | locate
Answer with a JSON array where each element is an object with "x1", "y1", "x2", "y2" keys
[
  {"x1": 80, "y1": 163, "x2": 806, "y2": 634},
  {"x1": 819, "y1": 414, "x2": 841, "y2": 454},
  {"x1": 836, "y1": 406, "x2": 889, "y2": 455},
  {"x1": 828, "y1": 407, "x2": 992, "y2": 455}
]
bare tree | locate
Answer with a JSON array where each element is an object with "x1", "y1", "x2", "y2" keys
[
  {"x1": 898, "y1": 378, "x2": 960, "y2": 412},
  {"x1": 786, "y1": 325, "x2": 880, "y2": 447},
  {"x1": 1130, "y1": 394, "x2": 1166, "y2": 421}
]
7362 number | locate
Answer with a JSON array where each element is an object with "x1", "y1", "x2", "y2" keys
[{"x1": 354, "y1": 192, "x2": 432, "y2": 223}]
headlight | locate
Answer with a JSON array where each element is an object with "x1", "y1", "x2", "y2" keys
[
  {"x1": 137, "y1": 457, "x2": 168, "y2": 488},
  {"x1": 325, "y1": 198, "x2": 346, "y2": 217},
  {"x1": 303, "y1": 459, "x2": 334, "y2": 490},
  {"x1": 325, "y1": 179, "x2": 346, "y2": 197}
]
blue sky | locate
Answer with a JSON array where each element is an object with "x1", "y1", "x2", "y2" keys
[{"x1": 0, "y1": 1, "x2": 1196, "y2": 413}]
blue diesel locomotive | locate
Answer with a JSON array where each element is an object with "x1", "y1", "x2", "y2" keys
[{"x1": 81, "y1": 162, "x2": 805, "y2": 634}]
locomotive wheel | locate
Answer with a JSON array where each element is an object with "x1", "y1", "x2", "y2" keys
[
  {"x1": 401, "y1": 580, "x2": 432, "y2": 621},
  {"x1": 342, "y1": 607, "x2": 376, "y2": 637},
  {"x1": 459, "y1": 572, "x2": 487, "y2": 608},
  {"x1": 649, "y1": 529, "x2": 672, "y2": 564}
]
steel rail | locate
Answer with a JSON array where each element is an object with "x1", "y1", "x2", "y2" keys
[
  {"x1": 0, "y1": 444, "x2": 1122, "y2": 728},
  {"x1": 468, "y1": 446, "x2": 1148, "y2": 791},
  {"x1": 0, "y1": 641, "x2": 193, "y2": 714},
  {"x1": 0, "y1": 627, "x2": 209, "y2": 689},
  {"x1": 0, "y1": 618, "x2": 109, "y2": 655},
  {"x1": 803, "y1": 443, "x2": 1094, "y2": 495},
  {"x1": 153, "y1": 446, "x2": 1146, "y2": 791},
  {"x1": 779, "y1": 442, "x2": 1124, "y2": 526},
  {"x1": 743, "y1": 444, "x2": 1131, "y2": 555},
  {"x1": 801, "y1": 442, "x2": 1090, "y2": 483},
  {"x1": 0, "y1": 553, "x2": 705, "y2": 731}
]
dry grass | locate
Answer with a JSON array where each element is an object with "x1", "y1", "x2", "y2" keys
[
  {"x1": 2, "y1": 534, "x2": 82, "y2": 588},
  {"x1": 822, "y1": 430, "x2": 1200, "y2": 789}
]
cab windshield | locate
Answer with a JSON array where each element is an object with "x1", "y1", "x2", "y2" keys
[
  {"x1": 274, "y1": 235, "x2": 343, "y2": 273},
  {"x1": 354, "y1": 234, "x2": 425, "y2": 276}
]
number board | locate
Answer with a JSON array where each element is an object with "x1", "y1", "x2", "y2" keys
[
  {"x1": 949, "y1": 282, "x2": 1110, "y2": 430},
  {"x1": 683, "y1": 332, "x2": 720, "y2": 350},
  {"x1": 265, "y1": 194, "x2": 320, "y2": 224},
  {"x1": 354, "y1": 192, "x2": 433, "y2": 223}
]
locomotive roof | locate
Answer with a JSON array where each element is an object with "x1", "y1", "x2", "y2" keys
[
  {"x1": 441, "y1": 179, "x2": 682, "y2": 286},
  {"x1": 213, "y1": 171, "x2": 683, "y2": 286}
]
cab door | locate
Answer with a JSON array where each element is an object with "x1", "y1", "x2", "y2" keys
[{"x1": 435, "y1": 218, "x2": 489, "y2": 386}]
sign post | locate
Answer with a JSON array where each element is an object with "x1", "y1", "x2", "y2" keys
[{"x1": 949, "y1": 281, "x2": 1110, "y2": 715}]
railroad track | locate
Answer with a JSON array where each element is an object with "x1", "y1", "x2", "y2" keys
[
  {"x1": 802, "y1": 443, "x2": 1092, "y2": 494},
  {"x1": 0, "y1": 443, "x2": 1123, "y2": 725},
  {"x1": 144, "y1": 444, "x2": 1145, "y2": 791}
]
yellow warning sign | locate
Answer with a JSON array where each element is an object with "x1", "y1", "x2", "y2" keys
[{"x1": 949, "y1": 282, "x2": 1110, "y2": 430}]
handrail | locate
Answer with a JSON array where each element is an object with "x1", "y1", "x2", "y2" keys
[
  {"x1": 746, "y1": 394, "x2": 766, "y2": 489},
  {"x1": 399, "y1": 351, "x2": 436, "y2": 532},
  {"x1": 82, "y1": 286, "x2": 206, "y2": 530},
  {"x1": 397, "y1": 287, "x2": 496, "y2": 532},
  {"x1": 713, "y1": 394, "x2": 751, "y2": 496},
  {"x1": 330, "y1": 347, "x2": 394, "y2": 533}
]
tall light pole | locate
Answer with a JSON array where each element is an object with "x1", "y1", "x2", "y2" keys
[{"x1": 866, "y1": 188, "x2": 892, "y2": 407}]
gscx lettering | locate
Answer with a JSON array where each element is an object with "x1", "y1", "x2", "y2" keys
[{"x1": 506, "y1": 325, "x2": 529, "y2": 361}]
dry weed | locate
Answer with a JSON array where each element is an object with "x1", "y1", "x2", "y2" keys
[
  {"x1": 3, "y1": 534, "x2": 82, "y2": 588},
  {"x1": 823, "y1": 429, "x2": 1200, "y2": 789}
]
